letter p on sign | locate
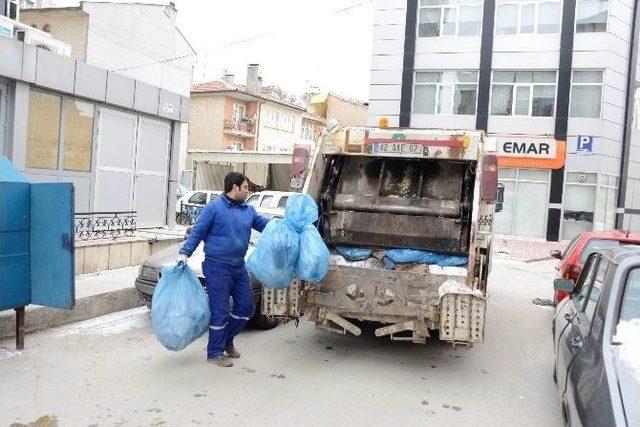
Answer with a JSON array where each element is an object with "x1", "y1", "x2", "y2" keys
[{"x1": 577, "y1": 135, "x2": 594, "y2": 155}]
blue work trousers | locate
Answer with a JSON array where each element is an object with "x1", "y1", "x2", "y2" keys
[{"x1": 202, "y1": 259, "x2": 254, "y2": 359}]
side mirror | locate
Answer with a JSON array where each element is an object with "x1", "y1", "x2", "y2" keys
[
  {"x1": 550, "y1": 250, "x2": 562, "y2": 260},
  {"x1": 553, "y1": 279, "x2": 574, "y2": 293},
  {"x1": 495, "y1": 183, "x2": 505, "y2": 213}
]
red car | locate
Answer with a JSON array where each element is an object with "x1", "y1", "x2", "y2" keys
[{"x1": 551, "y1": 230, "x2": 640, "y2": 304}]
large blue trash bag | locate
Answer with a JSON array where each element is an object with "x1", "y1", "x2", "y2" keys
[
  {"x1": 247, "y1": 219, "x2": 300, "y2": 288},
  {"x1": 384, "y1": 249, "x2": 468, "y2": 267},
  {"x1": 285, "y1": 193, "x2": 318, "y2": 232},
  {"x1": 295, "y1": 225, "x2": 330, "y2": 282},
  {"x1": 335, "y1": 246, "x2": 373, "y2": 261},
  {"x1": 151, "y1": 263, "x2": 210, "y2": 351}
]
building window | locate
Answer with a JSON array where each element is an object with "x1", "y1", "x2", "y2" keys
[
  {"x1": 26, "y1": 91, "x2": 61, "y2": 170},
  {"x1": 576, "y1": 0, "x2": 608, "y2": 33},
  {"x1": 233, "y1": 104, "x2": 245, "y2": 125},
  {"x1": 414, "y1": 71, "x2": 479, "y2": 115},
  {"x1": 302, "y1": 121, "x2": 316, "y2": 141},
  {"x1": 495, "y1": 0, "x2": 561, "y2": 35},
  {"x1": 490, "y1": 71, "x2": 556, "y2": 117},
  {"x1": 63, "y1": 99, "x2": 94, "y2": 172},
  {"x1": 570, "y1": 70, "x2": 603, "y2": 118},
  {"x1": 26, "y1": 90, "x2": 95, "y2": 172},
  {"x1": 418, "y1": 0, "x2": 483, "y2": 37}
]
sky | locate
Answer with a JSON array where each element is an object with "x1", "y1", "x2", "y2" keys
[
  {"x1": 50, "y1": 0, "x2": 374, "y2": 100},
  {"x1": 173, "y1": 0, "x2": 374, "y2": 101}
]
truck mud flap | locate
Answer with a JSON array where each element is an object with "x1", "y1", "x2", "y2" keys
[{"x1": 439, "y1": 293, "x2": 485, "y2": 346}]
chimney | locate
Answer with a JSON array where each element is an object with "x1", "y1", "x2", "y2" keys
[
  {"x1": 246, "y1": 64, "x2": 262, "y2": 95},
  {"x1": 222, "y1": 72, "x2": 235, "y2": 85},
  {"x1": 165, "y1": 2, "x2": 177, "y2": 24}
]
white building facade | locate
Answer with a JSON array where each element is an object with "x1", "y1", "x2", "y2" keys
[{"x1": 369, "y1": 0, "x2": 639, "y2": 241}]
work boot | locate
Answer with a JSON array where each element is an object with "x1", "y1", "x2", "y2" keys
[
  {"x1": 225, "y1": 345, "x2": 241, "y2": 359},
  {"x1": 207, "y1": 355, "x2": 233, "y2": 368}
]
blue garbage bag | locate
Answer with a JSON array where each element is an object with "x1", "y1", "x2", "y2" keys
[
  {"x1": 384, "y1": 248, "x2": 468, "y2": 267},
  {"x1": 335, "y1": 246, "x2": 373, "y2": 261},
  {"x1": 385, "y1": 249, "x2": 441, "y2": 264},
  {"x1": 151, "y1": 263, "x2": 210, "y2": 351},
  {"x1": 434, "y1": 254, "x2": 468, "y2": 267},
  {"x1": 295, "y1": 225, "x2": 330, "y2": 282},
  {"x1": 285, "y1": 193, "x2": 318, "y2": 232},
  {"x1": 247, "y1": 219, "x2": 299, "y2": 288}
]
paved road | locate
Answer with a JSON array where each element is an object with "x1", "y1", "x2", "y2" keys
[{"x1": 0, "y1": 259, "x2": 562, "y2": 427}]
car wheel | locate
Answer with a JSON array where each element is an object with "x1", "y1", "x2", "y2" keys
[{"x1": 176, "y1": 212, "x2": 188, "y2": 225}]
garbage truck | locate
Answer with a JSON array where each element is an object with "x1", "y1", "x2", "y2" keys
[{"x1": 263, "y1": 126, "x2": 500, "y2": 346}]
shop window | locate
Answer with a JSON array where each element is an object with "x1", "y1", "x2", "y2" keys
[
  {"x1": 418, "y1": 0, "x2": 483, "y2": 37},
  {"x1": 576, "y1": 0, "x2": 608, "y2": 33},
  {"x1": 26, "y1": 90, "x2": 95, "y2": 173},
  {"x1": 562, "y1": 172, "x2": 597, "y2": 240},
  {"x1": 414, "y1": 71, "x2": 479, "y2": 115},
  {"x1": 491, "y1": 71, "x2": 556, "y2": 117},
  {"x1": 594, "y1": 173, "x2": 618, "y2": 231},
  {"x1": 26, "y1": 91, "x2": 61, "y2": 170},
  {"x1": 570, "y1": 70, "x2": 603, "y2": 118},
  {"x1": 63, "y1": 99, "x2": 94, "y2": 172},
  {"x1": 496, "y1": 0, "x2": 561, "y2": 35}
]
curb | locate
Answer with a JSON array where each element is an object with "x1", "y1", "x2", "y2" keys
[{"x1": 0, "y1": 288, "x2": 145, "y2": 341}]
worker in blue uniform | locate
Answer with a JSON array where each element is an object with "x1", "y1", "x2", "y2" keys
[{"x1": 178, "y1": 172, "x2": 270, "y2": 367}]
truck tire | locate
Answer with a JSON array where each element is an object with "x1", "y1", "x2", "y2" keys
[{"x1": 248, "y1": 296, "x2": 279, "y2": 330}]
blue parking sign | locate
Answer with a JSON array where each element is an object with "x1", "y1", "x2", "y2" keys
[{"x1": 576, "y1": 135, "x2": 594, "y2": 155}]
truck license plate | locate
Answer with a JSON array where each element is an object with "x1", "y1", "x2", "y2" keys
[{"x1": 369, "y1": 142, "x2": 425, "y2": 155}]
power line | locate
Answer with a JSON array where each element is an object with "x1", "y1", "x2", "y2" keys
[
  {"x1": 110, "y1": 0, "x2": 370, "y2": 74},
  {"x1": 111, "y1": 53, "x2": 197, "y2": 72}
]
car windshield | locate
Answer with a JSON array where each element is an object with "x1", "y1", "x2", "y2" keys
[{"x1": 579, "y1": 239, "x2": 640, "y2": 264}]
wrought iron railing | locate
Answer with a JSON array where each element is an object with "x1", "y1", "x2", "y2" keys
[
  {"x1": 223, "y1": 119, "x2": 256, "y2": 135},
  {"x1": 176, "y1": 204, "x2": 204, "y2": 226},
  {"x1": 75, "y1": 211, "x2": 137, "y2": 241}
]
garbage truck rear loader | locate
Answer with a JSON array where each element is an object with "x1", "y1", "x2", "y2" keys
[{"x1": 263, "y1": 127, "x2": 499, "y2": 346}]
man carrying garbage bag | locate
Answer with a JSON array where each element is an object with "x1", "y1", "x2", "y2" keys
[{"x1": 178, "y1": 172, "x2": 270, "y2": 367}]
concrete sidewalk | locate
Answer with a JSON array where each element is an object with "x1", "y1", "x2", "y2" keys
[{"x1": 0, "y1": 266, "x2": 143, "y2": 341}]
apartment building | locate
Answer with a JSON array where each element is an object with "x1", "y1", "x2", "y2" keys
[{"x1": 369, "y1": 0, "x2": 639, "y2": 241}]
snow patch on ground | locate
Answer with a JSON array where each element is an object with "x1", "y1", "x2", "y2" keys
[
  {"x1": 0, "y1": 347, "x2": 22, "y2": 360},
  {"x1": 55, "y1": 307, "x2": 150, "y2": 337},
  {"x1": 615, "y1": 319, "x2": 640, "y2": 378}
]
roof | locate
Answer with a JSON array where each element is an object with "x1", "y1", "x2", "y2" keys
[
  {"x1": 302, "y1": 112, "x2": 325, "y2": 124},
  {"x1": 309, "y1": 91, "x2": 367, "y2": 107},
  {"x1": 191, "y1": 80, "x2": 306, "y2": 112}
]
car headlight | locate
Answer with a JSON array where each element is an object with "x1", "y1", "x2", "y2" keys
[{"x1": 140, "y1": 266, "x2": 160, "y2": 280}]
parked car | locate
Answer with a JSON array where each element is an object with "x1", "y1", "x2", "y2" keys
[
  {"x1": 134, "y1": 234, "x2": 278, "y2": 330},
  {"x1": 551, "y1": 231, "x2": 640, "y2": 305},
  {"x1": 245, "y1": 191, "x2": 294, "y2": 218},
  {"x1": 552, "y1": 246, "x2": 639, "y2": 427},
  {"x1": 175, "y1": 190, "x2": 223, "y2": 225}
]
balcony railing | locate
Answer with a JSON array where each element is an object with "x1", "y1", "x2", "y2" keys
[
  {"x1": 75, "y1": 211, "x2": 137, "y2": 241},
  {"x1": 223, "y1": 119, "x2": 256, "y2": 135}
]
